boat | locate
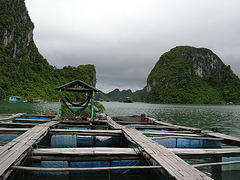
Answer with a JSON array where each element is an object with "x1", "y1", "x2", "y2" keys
[
  {"x1": 119, "y1": 98, "x2": 123, "y2": 102},
  {"x1": 123, "y1": 97, "x2": 132, "y2": 103},
  {"x1": 8, "y1": 96, "x2": 27, "y2": 103}
]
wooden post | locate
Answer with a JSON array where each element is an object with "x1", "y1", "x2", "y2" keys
[
  {"x1": 91, "y1": 90, "x2": 95, "y2": 121},
  {"x1": 57, "y1": 89, "x2": 61, "y2": 118}
]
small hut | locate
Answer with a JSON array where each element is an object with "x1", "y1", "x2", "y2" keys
[{"x1": 54, "y1": 80, "x2": 101, "y2": 120}]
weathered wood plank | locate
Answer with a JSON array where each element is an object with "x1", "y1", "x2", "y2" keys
[
  {"x1": 33, "y1": 147, "x2": 140, "y2": 155},
  {"x1": 0, "y1": 127, "x2": 29, "y2": 134},
  {"x1": 106, "y1": 116, "x2": 123, "y2": 129},
  {"x1": 169, "y1": 148, "x2": 240, "y2": 158},
  {"x1": 11, "y1": 165, "x2": 162, "y2": 172},
  {"x1": 193, "y1": 161, "x2": 240, "y2": 168},
  {"x1": 0, "y1": 113, "x2": 26, "y2": 121},
  {"x1": 206, "y1": 132, "x2": 240, "y2": 146},
  {"x1": 0, "y1": 121, "x2": 59, "y2": 179},
  {"x1": 14, "y1": 118, "x2": 51, "y2": 123},
  {"x1": 50, "y1": 129, "x2": 122, "y2": 136},
  {"x1": 151, "y1": 136, "x2": 222, "y2": 141},
  {"x1": 122, "y1": 127, "x2": 212, "y2": 180},
  {"x1": 32, "y1": 155, "x2": 142, "y2": 161},
  {"x1": 149, "y1": 117, "x2": 202, "y2": 133},
  {"x1": 0, "y1": 122, "x2": 38, "y2": 128},
  {"x1": 56, "y1": 124, "x2": 109, "y2": 129},
  {"x1": 143, "y1": 131, "x2": 201, "y2": 137}
]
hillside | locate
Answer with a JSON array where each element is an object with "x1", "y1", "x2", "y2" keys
[
  {"x1": 96, "y1": 89, "x2": 132, "y2": 101},
  {"x1": 133, "y1": 46, "x2": 240, "y2": 104},
  {"x1": 0, "y1": 0, "x2": 96, "y2": 101}
]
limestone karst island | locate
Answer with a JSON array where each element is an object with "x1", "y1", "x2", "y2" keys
[{"x1": 1, "y1": 0, "x2": 240, "y2": 180}]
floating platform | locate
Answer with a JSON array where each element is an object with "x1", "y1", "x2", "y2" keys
[{"x1": 0, "y1": 114, "x2": 240, "y2": 179}]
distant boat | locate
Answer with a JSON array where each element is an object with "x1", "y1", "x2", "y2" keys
[
  {"x1": 106, "y1": 98, "x2": 110, "y2": 102},
  {"x1": 119, "y1": 98, "x2": 123, "y2": 102},
  {"x1": 9, "y1": 96, "x2": 27, "y2": 103},
  {"x1": 123, "y1": 97, "x2": 132, "y2": 103}
]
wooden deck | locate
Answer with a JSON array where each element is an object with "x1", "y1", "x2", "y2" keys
[
  {"x1": 0, "y1": 121, "x2": 58, "y2": 179},
  {"x1": 123, "y1": 127, "x2": 212, "y2": 180},
  {"x1": 1, "y1": 114, "x2": 240, "y2": 179}
]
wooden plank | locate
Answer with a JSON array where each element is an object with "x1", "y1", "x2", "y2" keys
[
  {"x1": 115, "y1": 121, "x2": 152, "y2": 125},
  {"x1": 23, "y1": 114, "x2": 57, "y2": 118},
  {"x1": 205, "y1": 132, "x2": 240, "y2": 146},
  {"x1": 50, "y1": 129, "x2": 122, "y2": 136},
  {"x1": 0, "y1": 113, "x2": 26, "y2": 121},
  {"x1": 14, "y1": 118, "x2": 51, "y2": 123},
  {"x1": 0, "y1": 122, "x2": 38, "y2": 128},
  {"x1": 0, "y1": 127, "x2": 29, "y2": 134},
  {"x1": 58, "y1": 120, "x2": 107, "y2": 125},
  {"x1": 142, "y1": 131, "x2": 201, "y2": 137},
  {"x1": 122, "y1": 127, "x2": 212, "y2": 180},
  {"x1": 169, "y1": 148, "x2": 240, "y2": 158},
  {"x1": 11, "y1": 165, "x2": 162, "y2": 172},
  {"x1": 31, "y1": 155, "x2": 142, "y2": 161},
  {"x1": 33, "y1": 147, "x2": 140, "y2": 156},
  {"x1": 151, "y1": 136, "x2": 222, "y2": 141},
  {"x1": 193, "y1": 161, "x2": 240, "y2": 168},
  {"x1": 149, "y1": 117, "x2": 202, "y2": 133},
  {"x1": 56, "y1": 124, "x2": 109, "y2": 129},
  {"x1": 106, "y1": 116, "x2": 123, "y2": 129},
  {"x1": 0, "y1": 121, "x2": 59, "y2": 179}
]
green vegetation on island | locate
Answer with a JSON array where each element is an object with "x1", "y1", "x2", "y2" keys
[
  {"x1": 133, "y1": 46, "x2": 240, "y2": 104},
  {"x1": 95, "y1": 89, "x2": 132, "y2": 101},
  {"x1": 0, "y1": 0, "x2": 96, "y2": 101}
]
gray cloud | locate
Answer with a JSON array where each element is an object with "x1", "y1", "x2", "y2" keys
[{"x1": 26, "y1": 0, "x2": 240, "y2": 93}]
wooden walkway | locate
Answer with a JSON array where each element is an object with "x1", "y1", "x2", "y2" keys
[
  {"x1": 0, "y1": 121, "x2": 58, "y2": 179},
  {"x1": 122, "y1": 127, "x2": 212, "y2": 180},
  {"x1": 0, "y1": 113, "x2": 25, "y2": 121},
  {"x1": 2, "y1": 114, "x2": 240, "y2": 179},
  {"x1": 108, "y1": 117, "x2": 212, "y2": 180}
]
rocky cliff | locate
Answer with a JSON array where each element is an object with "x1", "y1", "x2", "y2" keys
[
  {"x1": 135, "y1": 46, "x2": 240, "y2": 104},
  {"x1": 1, "y1": 0, "x2": 34, "y2": 57},
  {"x1": 0, "y1": 0, "x2": 96, "y2": 101}
]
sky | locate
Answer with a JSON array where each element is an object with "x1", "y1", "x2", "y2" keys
[{"x1": 25, "y1": 0, "x2": 240, "y2": 93}]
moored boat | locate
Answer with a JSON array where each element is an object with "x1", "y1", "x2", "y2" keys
[
  {"x1": 123, "y1": 97, "x2": 132, "y2": 103},
  {"x1": 8, "y1": 96, "x2": 27, "y2": 103}
]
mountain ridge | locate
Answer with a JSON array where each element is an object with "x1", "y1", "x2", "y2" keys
[
  {"x1": 132, "y1": 46, "x2": 240, "y2": 104},
  {"x1": 0, "y1": 0, "x2": 96, "y2": 101}
]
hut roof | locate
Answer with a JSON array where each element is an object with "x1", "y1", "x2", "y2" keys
[{"x1": 54, "y1": 80, "x2": 101, "y2": 92}]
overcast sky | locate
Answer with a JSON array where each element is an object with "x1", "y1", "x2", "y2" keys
[{"x1": 25, "y1": 0, "x2": 240, "y2": 93}]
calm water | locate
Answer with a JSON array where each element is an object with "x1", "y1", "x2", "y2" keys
[
  {"x1": 0, "y1": 101, "x2": 239, "y2": 137},
  {"x1": 101, "y1": 101, "x2": 240, "y2": 138}
]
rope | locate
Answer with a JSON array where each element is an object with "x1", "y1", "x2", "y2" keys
[
  {"x1": 61, "y1": 93, "x2": 92, "y2": 113},
  {"x1": 65, "y1": 92, "x2": 92, "y2": 107}
]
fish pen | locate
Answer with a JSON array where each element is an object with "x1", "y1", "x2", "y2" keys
[{"x1": 1, "y1": 113, "x2": 240, "y2": 180}]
